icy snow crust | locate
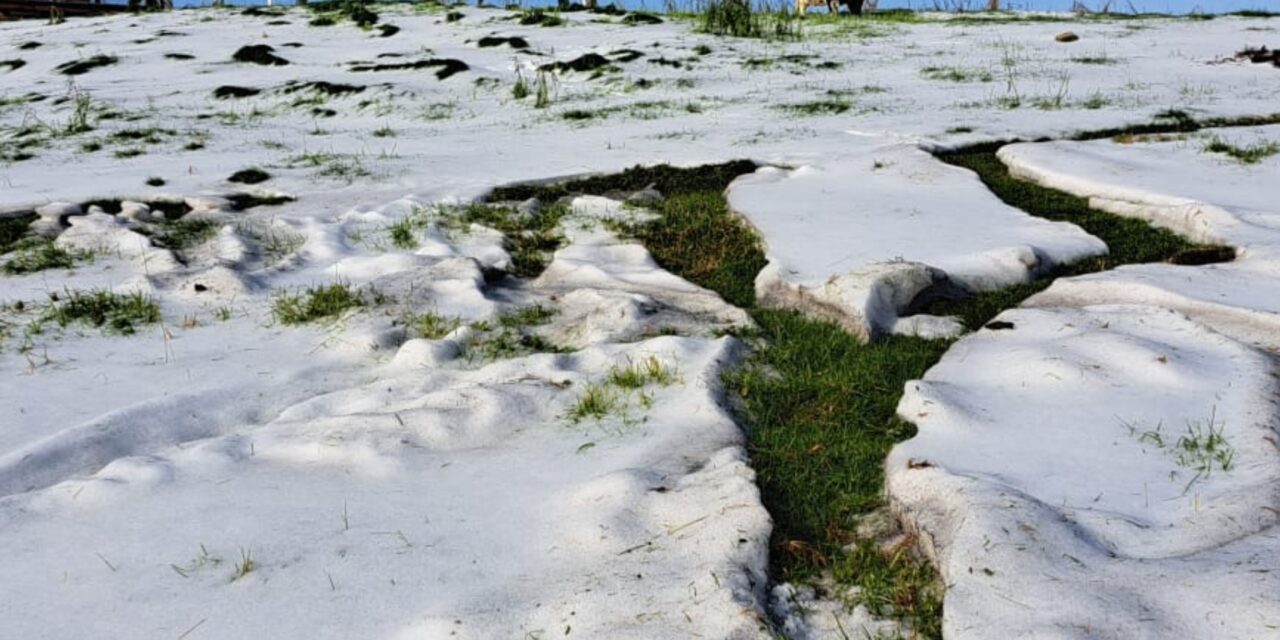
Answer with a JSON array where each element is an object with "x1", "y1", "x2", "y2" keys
[
  {"x1": 3, "y1": 6, "x2": 1280, "y2": 639},
  {"x1": 890, "y1": 131, "x2": 1280, "y2": 638}
]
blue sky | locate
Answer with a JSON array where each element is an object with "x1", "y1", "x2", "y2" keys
[{"x1": 179, "y1": 0, "x2": 1280, "y2": 13}]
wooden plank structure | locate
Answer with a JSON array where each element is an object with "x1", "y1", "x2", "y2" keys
[{"x1": 0, "y1": 0, "x2": 160, "y2": 20}]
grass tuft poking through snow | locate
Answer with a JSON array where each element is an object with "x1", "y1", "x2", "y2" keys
[
  {"x1": 145, "y1": 218, "x2": 221, "y2": 252},
  {"x1": 230, "y1": 548, "x2": 255, "y2": 582},
  {"x1": 3, "y1": 239, "x2": 92, "y2": 275},
  {"x1": 401, "y1": 310, "x2": 460, "y2": 340},
  {"x1": 42, "y1": 289, "x2": 160, "y2": 335},
  {"x1": 607, "y1": 355, "x2": 679, "y2": 388},
  {"x1": 1203, "y1": 135, "x2": 1280, "y2": 165},
  {"x1": 567, "y1": 383, "x2": 622, "y2": 423},
  {"x1": 464, "y1": 304, "x2": 568, "y2": 361},
  {"x1": 568, "y1": 357, "x2": 679, "y2": 425},
  {"x1": 273, "y1": 282, "x2": 378, "y2": 325},
  {"x1": 436, "y1": 202, "x2": 568, "y2": 278}
]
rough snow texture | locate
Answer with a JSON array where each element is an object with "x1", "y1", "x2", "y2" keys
[
  {"x1": 889, "y1": 129, "x2": 1280, "y2": 638},
  {"x1": 4, "y1": 7, "x2": 1280, "y2": 639},
  {"x1": 728, "y1": 145, "x2": 1106, "y2": 339}
]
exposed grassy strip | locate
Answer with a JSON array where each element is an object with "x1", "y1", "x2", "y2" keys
[
  {"x1": 923, "y1": 148, "x2": 1226, "y2": 329},
  {"x1": 1069, "y1": 109, "x2": 1280, "y2": 144},
  {"x1": 487, "y1": 115, "x2": 1248, "y2": 633},
  {"x1": 493, "y1": 160, "x2": 944, "y2": 634}
]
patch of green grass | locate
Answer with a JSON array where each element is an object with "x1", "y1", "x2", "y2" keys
[
  {"x1": 146, "y1": 218, "x2": 221, "y2": 252},
  {"x1": 567, "y1": 383, "x2": 621, "y2": 422},
  {"x1": 285, "y1": 151, "x2": 372, "y2": 183},
  {"x1": 238, "y1": 222, "x2": 305, "y2": 265},
  {"x1": 499, "y1": 304, "x2": 556, "y2": 329},
  {"x1": 486, "y1": 161, "x2": 763, "y2": 307},
  {"x1": 777, "y1": 99, "x2": 850, "y2": 116},
  {"x1": 402, "y1": 310, "x2": 460, "y2": 339},
  {"x1": 272, "y1": 282, "x2": 374, "y2": 325},
  {"x1": 725, "y1": 308, "x2": 950, "y2": 567},
  {"x1": 834, "y1": 540, "x2": 943, "y2": 638},
  {"x1": 1070, "y1": 54, "x2": 1119, "y2": 65},
  {"x1": 2, "y1": 238, "x2": 92, "y2": 275},
  {"x1": 435, "y1": 202, "x2": 568, "y2": 278},
  {"x1": 920, "y1": 65, "x2": 993, "y2": 82},
  {"x1": 607, "y1": 355, "x2": 678, "y2": 388},
  {"x1": 42, "y1": 289, "x2": 160, "y2": 335},
  {"x1": 464, "y1": 308, "x2": 569, "y2": 361},
  {"x1": 699, "y1": 0, "x2": 800, "y2": 40},
  {"x1": 387, "y1": 216, "x2": 419, "y2": 249},
  {"x1": 1203, "y1": 136, "x2": 1280, "y2": 164},
  {"x1": 0, "y1": 213, "x2": 37, "y2": 254},
  {"x1": 517, "y1": 8, "x2": 564, "y2": 27}
]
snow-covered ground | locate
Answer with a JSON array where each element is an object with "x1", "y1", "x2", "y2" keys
[
  {"x1": 889, "y1": 128, "x2": 1280, "y2": 637},
  {"x1": 2, "y1": 5, "x2": 1279, "y2": 638}
]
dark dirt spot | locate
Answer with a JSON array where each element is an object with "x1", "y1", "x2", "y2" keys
[
  {"x1": 18, "y1": 41, "x2": 42, "y2": 50},
  {"x1": 146, "y1": 177, "x2": 165, "y2": 187},
  {"x1": 227, "y1": 193, "x2": 295, "y2": 210},
  {"x1": 621, "y1": 12, "x2": 662, "y2": 25},
  {"x1": 1167, "y1": 245, "x2": 1237, "y2": 266},
  {"x1": 228, "y1": 168, "x2": 271, "y2": 185},
  {"x1": 281, "y1": 42, "x2": 305, "y2": 48},
  {"x1": 232, "y1": 45, "x2": 290, "y2": 66},
  {"x1": 649, "y1": 57, "x2": 683, "y2": 68},
  {"x1": 984, "y1": 321, "x2": 1015, "y2": 330},
  {"x1": 349, "y1": 58, "x2": 468, "y2": 80},
  {"x1": 1236, "y1": 46, "x2": 1280, "y2": 67},
  {"x1": 283, "y1": 80, "x2": 365, "y2": 96},
  {"x1": 155, "y1": 30, "x2": 186, "y2": 37},
  {"x1": 0, "y1": 213, "x2": 38, "y2": 255},
  {"x1": 213, "y1": 85, "x2": 261, "y2": 99},
  {"x1": 267, "y1": 20, "x2": 292, "y2": 26},
  {"x1": 477, "y1": 35, "x2": 530, "y2": 49},
  {"x1": 311, "y1": 107, "x2": 337, "y2": 117},
  {"x1": 445, "y1": 11, "x2": 464, "y2": 22},
  {"x1": 518, "y1": 9, "x2": 563, "y2": 26},
  {"x1": 539, "y1": 53, "x2": 609, "y2": 73},
  {"x1": 56, "y1": 55, "x2": 118, "y2": 76},
  {"x1": 0, "y1": 59, "x2": 25, "y2": 72},
  {"x1": 242, "y1": 6, "x2": 285, "y2": 16},
  {"x1": 609, "y1": 49, "x2": 644, "y2": 62},
  {"x1": 165, "y1": 52, "x2": 195, "y2": 60},
  {"x1": 591, "y1": 3, "x2": 626, "y2": 15},
  {"x1": 378, "y1": 24, "x2": 400, "y2": 37}
]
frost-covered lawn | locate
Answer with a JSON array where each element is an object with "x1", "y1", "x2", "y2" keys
[{"x1": 2, "y1": 4, "x2": 1279, "y2": 639}]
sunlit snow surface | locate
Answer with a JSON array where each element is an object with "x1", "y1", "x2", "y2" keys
[
  {"x1": 891, "y1": 130, "x2": 1280, "y2": 638},
  {"x1": 2, "y1": 6, "x2": 1280, "y2": 639}
]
